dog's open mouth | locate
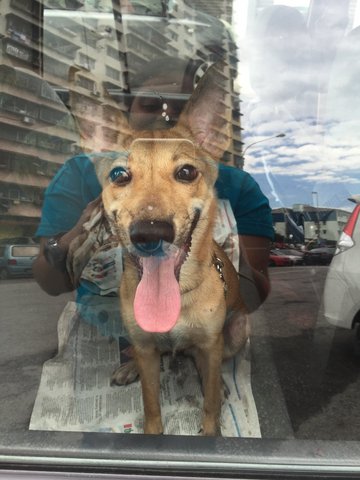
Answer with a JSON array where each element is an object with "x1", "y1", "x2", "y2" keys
[{"x1": 132, "y1": 209, "x2": 200, "y2": 334}]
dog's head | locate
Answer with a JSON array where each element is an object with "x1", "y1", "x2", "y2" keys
[{"x1": 93, "y1": 63, "x2": 232, "y2": 333}]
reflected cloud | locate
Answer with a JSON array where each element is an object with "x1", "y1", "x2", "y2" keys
[
  {"x1": 239, "y1": 4, "x2": 360, "y2": 209},
  {"x1": 241, "y1": 90, "x2": 360, "y2": 208},
  {"x1": 242, "y1": 124, "x2": 360, "y2": 209}
]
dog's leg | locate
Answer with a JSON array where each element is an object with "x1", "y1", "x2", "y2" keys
[
  {"x1": 134, "y1": 345, "x2": 163, "y2": 434},
  {"x1": 194, "y1": 334, "x2": 224, "y2": 436},
  {"x1": 223, "y1": 311, "x2": 250, "y2": 359}
]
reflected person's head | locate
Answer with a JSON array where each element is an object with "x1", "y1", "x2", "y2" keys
[{"x1": 128, "y1": 58, "x2": 197, "y2": 130}]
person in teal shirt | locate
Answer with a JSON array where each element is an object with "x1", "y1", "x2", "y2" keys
[{"x1": 33, "y1": 59, "x2": 274, "y2": 336}]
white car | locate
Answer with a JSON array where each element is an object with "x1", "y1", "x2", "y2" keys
[{"x1": 323, "y1": 195, "x2": 360, "y2": 337}]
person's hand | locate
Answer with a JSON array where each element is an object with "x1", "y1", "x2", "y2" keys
[
  {"x1": 33, "y1": 196, "x2": 102, "y2": 296},
  {"x1": 238, "y1": 234, "x2": 271, "y2": 313},
  {"x1": 59, "y1": 196, "x2": 102, "y2": 251}
]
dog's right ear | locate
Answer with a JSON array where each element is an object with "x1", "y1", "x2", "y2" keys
[
  {"x1": 178, "y1": 62, "x2": 233, "y2": 161},
  {"x1": 68, "y1": 66, "x2": 133, "y2": 154}
]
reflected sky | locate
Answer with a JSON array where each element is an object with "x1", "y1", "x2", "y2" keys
[{"x1": 236, "y1": 2, "x2": 360, "y2": 210}]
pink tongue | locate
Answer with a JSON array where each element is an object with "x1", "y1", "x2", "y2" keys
[{"x1": 134, "y1": 255, "x2": 181, "y2": 333}]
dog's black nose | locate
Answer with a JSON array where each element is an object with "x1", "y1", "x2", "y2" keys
[{"x1": 130, "y1": 220, "x2": 175, "y2": 255}]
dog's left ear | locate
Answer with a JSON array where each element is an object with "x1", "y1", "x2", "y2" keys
[{"x1": 178, "y1": 62, "x2": 233, "y2": 161}]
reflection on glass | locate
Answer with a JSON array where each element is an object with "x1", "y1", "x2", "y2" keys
[{"x1": 1, "y1": 0, "x2": 360, "y2": 474}]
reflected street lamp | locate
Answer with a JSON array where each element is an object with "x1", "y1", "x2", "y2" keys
[
  {"x1": 242, "y1": 132, "x2": 286, "y2": 158},
  {"x1": 312, "y1": 191, "x2": 319, "y2": 208},
  {"x1": 312, "y1": 191, "x2": 320, "y2": 240}
]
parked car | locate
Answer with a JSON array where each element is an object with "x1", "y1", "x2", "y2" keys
[
  {"x1": 302, "y1": 246, "x2": 336, "y2": 265},
  {"x1": 0, "y1": 244, "x2": 40, "y2": 279},
  {"x1": 269, "y1": 249, "x2": 293, "y2": 267},
  {"x1": 278, "y1": 248, "x2": 304, "y2": 265},
  {"x1": 0, "y1": 237, "x2": 38, "y2": 245},
  {"x1": 323, "y1": 196, "x2": 360, "y2": 341}
]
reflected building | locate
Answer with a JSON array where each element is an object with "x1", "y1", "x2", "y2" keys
[
  {"x1": 0, "y1": 0, "x2": 241, "y2": 239},
  {"x1": 273, "y1": 205, "x2": 351, "y2": 245}
]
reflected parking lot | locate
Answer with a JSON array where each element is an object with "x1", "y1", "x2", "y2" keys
[{"x1": 253, "y1": 266, "x2": 360, "y2": 440}]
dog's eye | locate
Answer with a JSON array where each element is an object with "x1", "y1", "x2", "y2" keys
[
  {"x1": 175, "y1": 164, "x2": 198, "y2": 183},
  {"x1": 109, "y1": 166, "x2": 132, "y2": 185}
]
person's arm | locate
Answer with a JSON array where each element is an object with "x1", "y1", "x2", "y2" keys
[
  {"x1": 238, "y1": 234, "x2": 271, "y2": 313},
  {"x1": 217, "y1": 167, "x2": 273, "y2": 312},
  {"x1": 32, "y1": 197, "x2": 101, "y2": 296}
]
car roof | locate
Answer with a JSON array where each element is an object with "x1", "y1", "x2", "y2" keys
[{"x1": 348, "y1": 194, "x2": 360, "y2": 204}]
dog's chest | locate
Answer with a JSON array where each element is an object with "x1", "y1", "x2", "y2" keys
[{"x1": 153, "y1": 322, "x2": 200, "y2": 352}]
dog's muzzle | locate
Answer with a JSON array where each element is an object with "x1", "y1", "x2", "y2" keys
[
  {"x1": 131, "y1": 209, "x2": 201, "y2": 333},
  {"x1": 130, "y1": 220, "x2": 175, "y2": 256}
]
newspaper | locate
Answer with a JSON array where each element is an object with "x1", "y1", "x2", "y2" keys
[{"x1": 30, "y1": 302, "x2": 261, "y2": 437}]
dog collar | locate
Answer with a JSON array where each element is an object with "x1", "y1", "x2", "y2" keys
[{"x1": 212, "y1": 254, "x2": 228, "y2": 297}]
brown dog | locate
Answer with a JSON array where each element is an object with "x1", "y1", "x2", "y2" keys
[{"x1": 94, "y1": 64, "x2": 249, "y2": 436}]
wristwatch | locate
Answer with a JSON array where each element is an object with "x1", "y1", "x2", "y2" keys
[{"x1": 44, "y1": 236, "x2": 68, "y2": 272}]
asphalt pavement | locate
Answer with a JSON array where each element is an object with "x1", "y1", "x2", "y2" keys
[
  {"x1": 1, "y1": 266, "x2": 360, "y2": 441},
  {"x1": 254, "y1": 265, "x2": 360, "y2": 440}
]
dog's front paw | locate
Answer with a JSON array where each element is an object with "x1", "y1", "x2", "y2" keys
[
  {"x1": 144, "y1": 416, "x2": 163, "y2": 435},
  {"x1": 111, "y1": 360, "x2": 139, "y2": 386},
  {"x1": 200, "y1": 417, "x2": 222, "y2": 436}
]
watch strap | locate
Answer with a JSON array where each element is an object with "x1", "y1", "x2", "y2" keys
[{"x1": 44, "y1": 236, "x2": 68, "y2": 272}]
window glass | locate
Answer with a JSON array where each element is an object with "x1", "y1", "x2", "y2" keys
[
  {"x1": 12, "y1": 246, "x2": 40, "y2": 257},
  {"x1": 1, "y1": 0, "x2": 360, "y2": 477}
]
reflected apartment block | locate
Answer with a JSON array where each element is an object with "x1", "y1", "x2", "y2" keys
[
  {"x1": 0, "y1": 0, "x2": 241, "y2": 239},
  {"x1": 273, "y1": 205, "x2": 351, "y2": 245},
  {"x1": 0, "y1": 0, "x2": 78, "y2": 238}
]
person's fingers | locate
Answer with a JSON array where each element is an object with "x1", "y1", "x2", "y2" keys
[{"x1": 82, "y1": 195, "x2": 102, "y2": 219}]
